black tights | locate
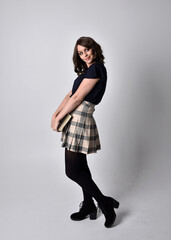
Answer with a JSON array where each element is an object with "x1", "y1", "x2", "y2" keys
[{"x1": 65, "y1": 148, "x2": 105, "y2": 204}]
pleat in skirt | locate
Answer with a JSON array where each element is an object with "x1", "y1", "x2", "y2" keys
[{"x1": 61, "y1": 100, "x2": 101, "y2": 154}]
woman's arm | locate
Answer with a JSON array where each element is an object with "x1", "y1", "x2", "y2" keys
[
  {"x1": 54, "y1": 77, "x2": 100, "y2": 127},
  {"x1": 52, "y1": 90, "x2": 72, "y2": 117},
  {"x1": 51, "y1": 90, "x2": 72, "y2": 131},
  {"x1": 51, "y1": 77, "x2": 99, "y2": 131}
]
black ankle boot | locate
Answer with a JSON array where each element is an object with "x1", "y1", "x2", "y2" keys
[
  {"x1": 98, "y1": 196, "x2": 120, "y2": 228},
  {"x1": 70, "y1": 200, "x2": 97, "y2": 221}
]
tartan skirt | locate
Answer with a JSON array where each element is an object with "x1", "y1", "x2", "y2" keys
[{"x1": 61, "y1": 100, "x2": 101, "y2": 154}]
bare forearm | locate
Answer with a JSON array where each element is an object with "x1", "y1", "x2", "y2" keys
[
  {"x1": 53, "y1": 91, "x2": 72, "y2": 117},
  {"x1": 56, "y1": 95, "x2": 82, "y2": 121}
]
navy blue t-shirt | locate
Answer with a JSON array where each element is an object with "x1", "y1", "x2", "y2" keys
[{"x1": 71, "y1": 62, "x2": 107, "y2": 105}]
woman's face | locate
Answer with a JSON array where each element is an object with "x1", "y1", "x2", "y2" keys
[{"x1": 77, "y1": 44, "x2": 95, "y2": 67}]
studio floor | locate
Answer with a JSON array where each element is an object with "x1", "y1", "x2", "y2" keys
[{"x1": 1, "y1": 154, "x2": 170, "y2": 240}]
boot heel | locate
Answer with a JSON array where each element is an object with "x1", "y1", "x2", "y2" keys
[
  {"x1": 89, "y1": 209, "x2": 97, "y2": 220},
  {"x1": 112, "y1": 199, "x2": 120, "y2": 209}
]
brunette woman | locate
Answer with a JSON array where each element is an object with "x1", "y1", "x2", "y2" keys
[{"x1": 51, "y1": 36, "x2": 120, "y2": 228}]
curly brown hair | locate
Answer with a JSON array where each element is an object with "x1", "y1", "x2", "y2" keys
[{"x1": 73, "y1": 36, "x2": 105, "y2": 76}]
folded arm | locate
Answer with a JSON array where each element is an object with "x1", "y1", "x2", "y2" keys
[
  {"x1": 56, "y1": 77, "x2": 100, "y2": 122},
  {"x1": 52, "y1": 90, "x2": 72, "y2": 117}
]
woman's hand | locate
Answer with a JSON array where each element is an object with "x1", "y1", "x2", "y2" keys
[{"x1": 51, "y1": 115, "x2": 60, "y2": 132}]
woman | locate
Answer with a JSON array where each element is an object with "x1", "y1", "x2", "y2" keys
[{"x1": 51, "y1": 36, "x2": 120, "y2": 228}]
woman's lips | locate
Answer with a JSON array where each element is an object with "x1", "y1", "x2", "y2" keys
[{"x1": 85, "y1": 57, "x2": 90, "y2": 61}]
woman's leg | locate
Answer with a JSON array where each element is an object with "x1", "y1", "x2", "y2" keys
[
  {"x1": 64, "y1": 148, "x2": 120, "y2": 227},
  {"x1": 65, "y1": 148, "x2": 105, "y2": 204}
]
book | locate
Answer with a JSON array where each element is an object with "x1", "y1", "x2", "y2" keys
[{"x1": 57, "y1": 114, "x2": 72, "y2": 132}]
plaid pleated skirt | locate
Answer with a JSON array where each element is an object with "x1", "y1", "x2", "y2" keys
[{"x1": 61, "y1": 101, "x2": 101, "y2": 154}]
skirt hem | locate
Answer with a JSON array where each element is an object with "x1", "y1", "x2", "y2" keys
[{"x1": 62, "y1": 145, "x2": 101, "y2": 155}]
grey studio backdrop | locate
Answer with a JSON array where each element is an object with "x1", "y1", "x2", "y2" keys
[{"x1": 0, "y1": 0, "x2": 170, "y2": 239}]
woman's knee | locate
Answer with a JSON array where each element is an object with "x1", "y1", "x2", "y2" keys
[
  {"x1": 65, "y1": 149, "x2": 85, "y2": 181},
  {"x1": 65, "y1": 166, "x2": 77, "y2": 181}
]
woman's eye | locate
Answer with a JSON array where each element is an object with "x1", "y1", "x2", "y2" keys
[{"x1": 78, "y1": 49, "x2": 89, "y2": 55}]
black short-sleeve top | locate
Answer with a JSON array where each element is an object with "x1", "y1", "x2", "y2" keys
[{"x1": 71, "y1": 62, "x2": 107, "y2": 105}]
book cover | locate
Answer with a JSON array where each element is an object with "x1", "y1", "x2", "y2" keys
[{"x1": 57, "y1": 114, "x2": 72, "y2": 132}]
